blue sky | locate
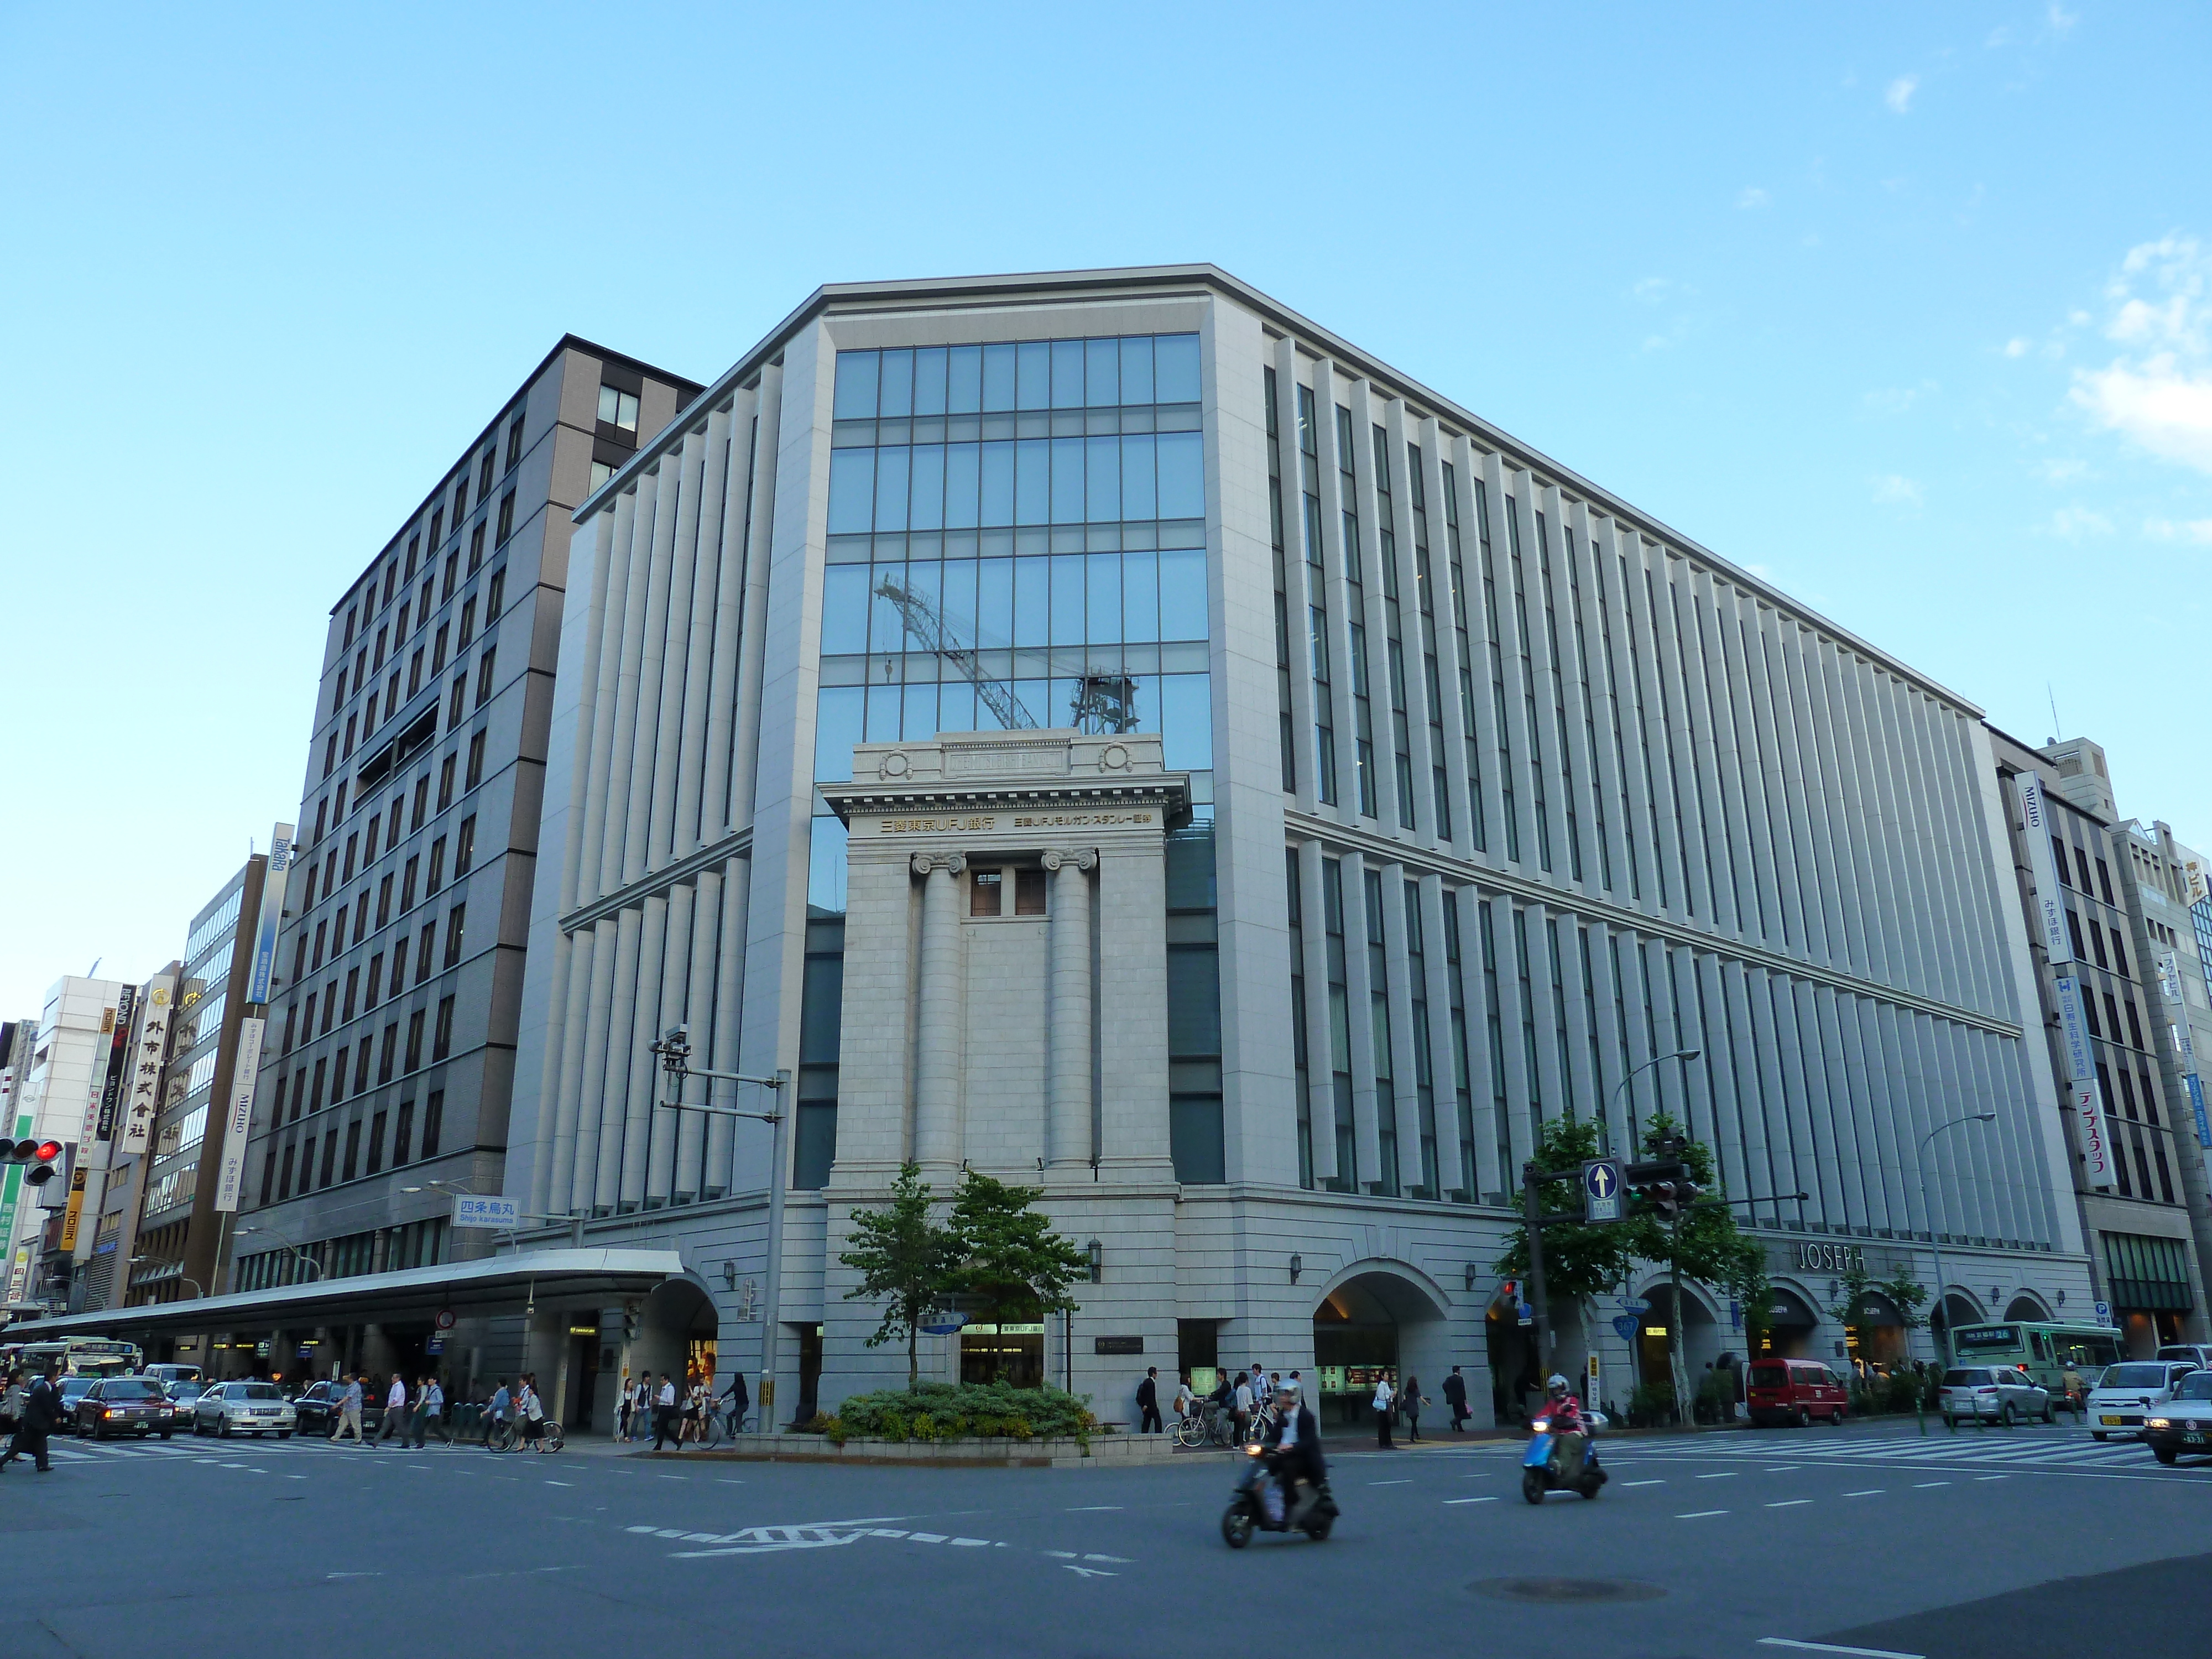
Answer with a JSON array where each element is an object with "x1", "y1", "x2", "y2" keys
[{"x1": 3, "y1": 2, "x2": 2206, "y2": 1012}]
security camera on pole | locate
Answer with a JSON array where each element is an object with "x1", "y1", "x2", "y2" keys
[{"x1": 650, "y1": 1024, "x2": 790, "y2": 1424}]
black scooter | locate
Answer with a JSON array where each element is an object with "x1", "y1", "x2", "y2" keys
[{"x1": 1222, "y1": 1442, "x2": 1338, "y2": 1546}]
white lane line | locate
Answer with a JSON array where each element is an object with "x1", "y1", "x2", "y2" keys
[
  {"x1": 1911, "y1": 1481, "x2": 1949, "y2": 1489},
  {"x1": 1765, "y1": 1499, "x2": 1812, "y2": 1508},
  {"x1": 1696, "y1": 1472, "x2": 1739, "y2": 1479},
  {"x1": 1623, "y1": 1479, "x2": 1666, "y2": 1487},
  {"x1": 1758, "y1": 1641, "x2": 1924, "y2": 1659},
  {"x1": 1975, "y1": 1475, "x2": 2009, "y2": 1481},
  {"x1": 1444, "y1": 1496, "x2": 1497, "y2": 1504},
  {"x1": 1766, "y1": 1465, "x2": 1803, "y2": 1472},
  {"x1": 1675, "y1": 1509, "x2": 1729, "y2": 1519},
  {"x1": 1843, "y1": 1489, "x2": 1885, "y2": 1498},
  {"x1": 545, "y1": 1480, "x2": 575, "y2": 1488},
  {"x1": 1368, "y1": 1479, "x2": 1411, "y2": 1486},
  {"x1": 1067, "y1": 1505, "x2": 1123, "y2": 1511}
]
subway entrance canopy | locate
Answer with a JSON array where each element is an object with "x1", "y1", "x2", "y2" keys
[{"x1": 1, "y1": 1248, "x2": 685, "y2": 1342}]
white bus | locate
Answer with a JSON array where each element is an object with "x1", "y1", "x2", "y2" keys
[{"x1": 1, "y1": 1337, "x2": 143, "y2": 1377}]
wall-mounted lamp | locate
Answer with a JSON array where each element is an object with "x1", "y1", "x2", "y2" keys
[
  {"x1": 2057, "y1": 1288, "x2": 2067, "y2": 1307},
  {"x1": 1990, "y1": 1287, "x2": 2000, "y2": 1303},
  {"x1": 722, "y1": 1260, "x2": 737, "y2": 1292},
  {"x1": 1464, "y1": 1263, "x2": 1480, "y2": 1293},
  {"x1": 1087, "y1": 1239, "x2": 1103, "y2": 1283},
  {"x1": 1288, "y1": 1253, "x2": 1303, "y2": 1285}
]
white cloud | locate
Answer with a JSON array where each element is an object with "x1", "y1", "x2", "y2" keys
[
  {"x1": 2036, "y1": 457, "x2": 2089, "y2": 483},
  {"x1": 1632, "y1": 276, "x2": 1670, "y2": 303},
  {"x1": 1871, "y1": 473, "x2": 1922, "y2": 507},
  {"x1": 2004, "y1": 337, "x2": 2030, "y2": 357},
  {"x1": 2043, "y1": 506, "x2": 2113, "y2": 539},
  {"x1": 2070, "y1": 234, "x2": 2212, "y2": 473},
  {"x1": 1737, "y1": 187, "x2": 1770, "y2": 210},
  {"x1": 1986, "y1": 24, "x2": 2011, "y2": 48},
  {"x1": 2144, "y1": 517, "x2": 2212, "y2": 544},
  {"x1": 1886, "y1": 75, "x2": 1918, "y2": 113},
  {"x1": 2047, "y1": 4, "x2": 2078, "y2": 36},
  {"x1": 1863, "y1": 380, "x2": 1939, "y2": 415}
]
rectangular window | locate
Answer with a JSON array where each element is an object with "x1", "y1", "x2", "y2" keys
[
  {"x1": 376, "y1": 873, "x2": 394, "y2": 928},
  {"x1": 431, "y1": 995, "x2": 455, "y2": 1061},
  {"x1": 320, "y1": 1133, "x2": 337, "y2": 1187},
  {"x1": 468, "y1": 522, "x2": 486, "y2": 573},
  {"x1": 477, "y1": 448, "x2": 495, "y2": 498},
  {"x1": 310, "y1": 1056, "x2": 327, "y2": 1111},
  {"x1": 321, "y1": 978, "x2": 337, "y2": 1034},
  {"x1": 495, "y1": 491, "x2": 515, "y2": 546},
  {"x1": 330, "y1": 1046, "x2": 348, "y2": 1103},
  {"x1": 1015, "y1": 868, "x2": 1047, "y2": 915},
  {"x1": 598, "y1": 384, "x2": 640, "y2": 432},
  {"x1": 448, "y1": 674, "x2": 466, "y2": 727},
  {"x1": 276, "y1": 1144, "x2": 294, "y2": 1203},
  {"x1": 407, "y1": 647, "x2": 424, "y2": 698},
  {"x1": 971, "y1": 869, "x2": 1003, "y2": 916},
  {"x1": 341, "y1": 968, "x2": 358, "y2": 1022},
  {"x1": 262, "y1": 1147, "x2": 279, "y2": 1207},
  {"x1": 366, "y1": 1111, "x2": 387, "y2": 1176},
  {"x1": 378, "y1": 1022, "x2": 397, "y2": 1083},
  {"x1": 387, "y1": 931, "x2": 406, "y2": 995},
  {"x1": 412, "y1": 775, "x2": 429, "y2": 829},
  {"x1": 485, "y1": 567, "x2": 505, "y2": 622},
  {"x1": 342, "y1": 1119, "x2": 361, "y2": 1183},
  {"x1": 420, "y1": 1090, "x2": 443, "y2": 1160},
  {"x1": 427, "y1": 837, "x2": 446, "y2": 894},
  {"x1": 475, "y1": 648, "x2": 496, "y2": 708},
  {"x1": 364, "y1": 954, "x2": 383, "y2": 1009},
  {"x1": 342, "y1": 834, "x2": 358, "y2": 881},
  {"x1": 453, "y1": 815, "x2": 476, "y2": 876},
  {"x1": 465, "y1": 731, "x2": 486, "y2": 790},
  {"x1": 444, "y1": 904, "x2": 466, "y2": 968},
  {"x1": 505, "y1": 412, "x2": 525, "y2": 472},
  {"x1": 393, "y1": 1099, "x2": 414, "y2": 1166},
  {"x1": 405, "y1": 1009, "x2": 425, "y2": 1071},
  {"x1": 401, "y1": 855, "x2": 419, "y2": 911},
  {"x1": 416, "y1": 921, "x2": 436, "y2": 981},
  {"x1": 442, "y1": 549, "x2": 458, "y2": 601},
  {"x1": 387, "y1": 797, "x2": 403, "y2": 852},
  {"x1": 437, "y1": 754, "x2": 456, "y2": 810},
  {"x1": 432, "y1": 623, "x2": 448, "y2": 674},
  {"x1": 353, "y1": 1042, "x2": 371, "y2": 1093}
]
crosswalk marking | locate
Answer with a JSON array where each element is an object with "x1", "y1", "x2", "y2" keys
[{"x1": 1616, "y1": 1430, "x2": 2197, "y2": 1476}]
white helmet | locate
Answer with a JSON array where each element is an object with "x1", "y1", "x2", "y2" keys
[{"x1": 1546, "y1": 1373, "x2": 1569, "y2": 1391}]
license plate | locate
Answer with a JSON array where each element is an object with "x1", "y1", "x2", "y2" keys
[
  {"x1": 2101, "y1": 1415, "x2": 2123, "y2": 1425},
  {"x1": 2185, "y1": 1434, "x2": 2206, "y2": 1446}
]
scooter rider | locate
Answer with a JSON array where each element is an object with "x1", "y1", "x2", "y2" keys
[
  {"x1": 1259, "y1": 1380, "x2": 1326, "y2": 1521},
  {"x1": 1542, "y1": 1373, "x2": 1600, "y2": 1474}
]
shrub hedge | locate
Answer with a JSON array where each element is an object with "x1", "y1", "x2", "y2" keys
[{"x1": 815, "y1": 1381, "x2": 1099, "y2": 1448}]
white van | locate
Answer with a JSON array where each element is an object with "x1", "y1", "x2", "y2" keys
[{"x1": 142, "y1": 1363, "x2": 202, "y2": 1385}]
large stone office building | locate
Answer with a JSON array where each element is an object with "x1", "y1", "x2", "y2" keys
[{"x1": 503, "y1": 267, "x2": 2097, "y2": 1430}]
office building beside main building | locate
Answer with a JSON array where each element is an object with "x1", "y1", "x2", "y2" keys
[{"x1": 503, "y1": 266, "x2": 2110, "y2": 1427}]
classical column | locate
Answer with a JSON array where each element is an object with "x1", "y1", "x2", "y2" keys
[
  {"x1": 1047, "y1": 849, "x2": 1097, "y2": 1168},
  {"x1": 913, "y1": 853, "x2": 965, "y2": 1167}
]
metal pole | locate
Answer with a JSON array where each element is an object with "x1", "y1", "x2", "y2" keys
[
  {"x1": 1522, "y1": 1165, "x2": 1551, "y2": 1388},
  {"x1": 1916, "y1": 1113, "x2": 1994, "y2": 1375},
  {"x1": 760, "y1": 1069, "x2": 791, "y2": 1427}
]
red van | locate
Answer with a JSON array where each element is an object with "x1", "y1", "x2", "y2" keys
[{"x1": 1745, "y1": 1359, "x2": 1850, "y2": 1427}]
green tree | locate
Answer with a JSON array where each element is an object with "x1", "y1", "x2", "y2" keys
[
  {"x1": 1821, "y1": 1259, "x2": 1928, "y2": 1366},
  {"x1": 947, "y1": 1171, "x2": 1089, "y2": 1383},
  {"x1": 838, "y1": 1162, "x2": 959, "y2": 1389}
]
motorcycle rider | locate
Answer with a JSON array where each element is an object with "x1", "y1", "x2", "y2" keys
[
  {"x1": 1258, "y1": 1380, "x2": 1326, "y2": 1524},
  {"x1": 1540, "y1": 1373, "x2": 1599, "y2": 1479}
]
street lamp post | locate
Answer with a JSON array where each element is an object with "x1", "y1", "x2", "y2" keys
[
  {"x1": 1917, "y1": 1113, "x2": 1997, "y2": 1370},
  {"x1": 235, "y1": 1228, "x2": 325, "y2": 1283},
  {"x1": 1611, "y1": 1047, "x2": 1699, "y2": 1419},
  {"x1": 651, "y1": 1025, "x2": 789, "y2": 1426}
]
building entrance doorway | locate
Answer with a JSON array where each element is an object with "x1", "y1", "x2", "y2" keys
[
  {"x1": 1313, "y1": 1269, "x2": 1449, "y2": 1430},
  {"x1": 1484, "y1": 1307, "x2": 1536, "y2": 1426},
  {"x1": 959, "y1": 1323, "x2": 1042, "y2": 1387}
]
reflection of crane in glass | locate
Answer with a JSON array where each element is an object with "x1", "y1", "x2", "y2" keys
[{"x1": 870, "y1": 575, "x2": 1140, "y2": 735}]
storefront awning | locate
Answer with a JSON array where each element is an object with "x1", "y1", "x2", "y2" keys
[{"x1": 1, "y1": 1248, "x2": 686, "y2": 1340}]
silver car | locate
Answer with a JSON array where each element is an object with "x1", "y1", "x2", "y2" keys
[
  {"x1": 1939, "y1": 1364, "x2": 2053, "y2": 1427},
  {"x1": 191, "y1": 1380, "x2": 297, "y2": 1439}
]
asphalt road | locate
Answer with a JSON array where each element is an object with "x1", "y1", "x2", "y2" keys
[{"x1": 9, "y1": 1417, "x2": 2210, "y2": 1658}]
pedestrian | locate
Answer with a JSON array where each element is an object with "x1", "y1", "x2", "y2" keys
[
  {"x1": 333, "y1": 1371, "x2": 365, "y2": 1444},
  {"x1": 1232, "y1": 1370, "x2": 1255, "y2": 1441},
  {"x1": 1172, "y1": 1371, "x2": 1195, "y2": 1428},
  {"x1": 652, "y1": 1371, "x2": 678, "y2": 1451},
  {"x1": 1443, "y1": 1364, "x2": 1469, "y2": 1432},
  {"x1": 518, "y1": 1374, "x2": 545, "y2": 1450},
  {"x1": 486, "y1": 1378, "x2": 512, "y2": 1447},
  {"x1": 0, "y1": 1363, "x2": 59, "y2": 1473},
  {"x1": 375, "y1": 1373, "x2": 409, "y2": 1444},
  {"x1": 726, "y1": 1368, "x2": 751, "y2": 1436},
  {"x1": 1372, "y1": 1371, "x2": 1396, "y2": 1448},
  {"x1": 1136, "y1": 1366, "x2": 1162, "y2": 1434},
  {"x1": 616, "y1": 1375, "x2": 633, "y2": 1442},
  {"x1": 415, "y1": 1374, "x2": 447, "y2": 1447},
  {"x1": 1402, "y1": 1373, "x2": 1426, "y2": 1442}
]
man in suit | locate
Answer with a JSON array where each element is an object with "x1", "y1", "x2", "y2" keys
[
  {"x1": 1443, "y1": 1365, "x2": 1469, "y2": 1432},
  {"x1": 1135, "y1": 1366, "x2": 1162, "y2": 1434},
  {"x1": 0, "y1": 1363, "x2": 60, "y2": 1473},
  {"x1": 1260, "y1": 1380, "x2": 1327, "y2": 1523}
]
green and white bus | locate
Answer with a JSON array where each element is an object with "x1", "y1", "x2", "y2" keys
[{"x1": 1949, "y1": 1322, "x2": 2122, "y2": 1396}]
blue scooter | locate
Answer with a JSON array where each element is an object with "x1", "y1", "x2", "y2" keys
[{"x1": 1520, "y1": 1411, "x2": 1608, "y2": 1504}]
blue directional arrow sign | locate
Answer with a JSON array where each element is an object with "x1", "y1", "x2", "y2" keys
[{"x1": 1582, "y1": 1157, "x2": 1624, "y2": 1223}]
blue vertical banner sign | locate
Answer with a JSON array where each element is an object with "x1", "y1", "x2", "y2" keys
[
  {"x1": 244, "y1": 822, "x2": 296, "y2": 1005},
  {"x1": 2015, "y1": 773, "x2": 2075, "y2": 966},
  {"x1": 2186, "y1": 1074, "x2": 2210, "y2": 1150}
]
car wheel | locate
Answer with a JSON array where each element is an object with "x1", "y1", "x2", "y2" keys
[
  {"x1": 2001, "y1": 1404, "x2": 2017, "y2": 1428},
  {"x1": 159, "y1": 1432, "x2": 171, "y2": 1441},
  {"x1": 279, "y1": 1431, "x2": 292, "y2": 1440},
  {"x1": 2093, "y1": 1431, "x2": 2107, "y2": 1441},
  {"x1": 2155, "y1": 1446, "x2": 2179, "y2": 1465},
  {"x1": 1795, "y1": 1406, "x2": 1810, "y2": 1428},
  {"x1": 2042, "y1": 1402, "x2": 2055, "y2": 1425},
  {"x1": 1832, "y1": 1410, "x2": 1846, "y2": 1426},
  {"x1": 218, "y1": 1418, "x2": 232, "y2": 1438}
]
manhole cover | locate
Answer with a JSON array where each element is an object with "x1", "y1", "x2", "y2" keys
[{"x1": 1470, "y1": 1577, "x2": 1667, "y2": 1604}]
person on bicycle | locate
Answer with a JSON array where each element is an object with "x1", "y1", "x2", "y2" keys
[
  {"x1": 1172, "y1": 1371, "x2": 1194, "y2": 1428},
  {"x1": 721, "y1": 1368, "x2": 749, "y2": 1437}
]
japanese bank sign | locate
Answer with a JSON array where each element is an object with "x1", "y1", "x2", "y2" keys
[
  {"x1": 2052, "y1": 976, "x2": 2096, "y2": 1083},
  {"x1": 2015, "y1": 773, "x2": 2074, "y2": 966},
  {"x1": 209, "y1": 1016, "x2": 265, "y2": 1212},
  {"x1": 116, "y1": 976, "x2": 176, "y2": 1157}
]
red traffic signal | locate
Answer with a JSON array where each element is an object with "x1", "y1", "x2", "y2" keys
[{"x1": 4, "y1": 1139, "x2": 65, "y2": 1183}]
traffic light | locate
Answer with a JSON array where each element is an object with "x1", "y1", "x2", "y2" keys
[
  {"x1": 1624, "y1": 1158, "x2": 1697, "y2": 1220},
  {"x1": 1, "y1": 1138, "x2": 65, "y2": 1188}
]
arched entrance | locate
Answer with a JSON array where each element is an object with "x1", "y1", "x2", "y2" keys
[
  {"x1": 1754, "y1": 1285, "x2": 1822, "y2": 1359},
  {"x1": 1312, "y1": 1266, "x2": 1449, "y2": 1429},
  {"x1": 1928, "y1": 1289, "x2": 1986, "y2": 1360},
  {"x1": 2004, "y1": 1293, "x2": 2052, "y2": 1322},
  {"x1": 1636, "y1": 1283, "x2": 1721, "y2": 1416},
  {"x1": 624, "y1": 1277, "x2": 718, "y2": 1431}
]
